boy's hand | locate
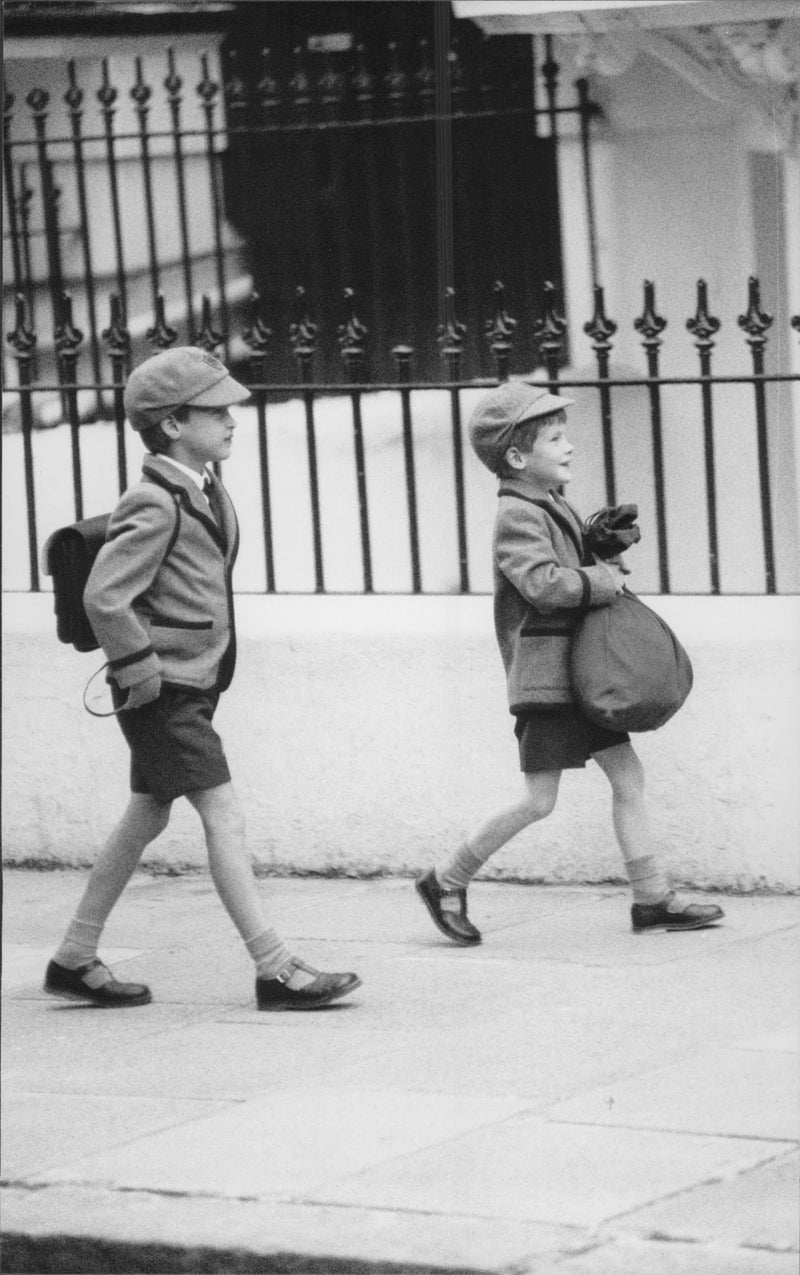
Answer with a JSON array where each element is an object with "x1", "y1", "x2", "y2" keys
[
  {"x1": 601, "y1": 561, "x2": 628, "y2": 594},
  {"x1": 119, "y1": 675, "x2": 161, "y2": 711}
]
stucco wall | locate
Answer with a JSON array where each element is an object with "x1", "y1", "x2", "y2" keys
[{"x1": 3, "y1": 593, "x2": 798, "y2": 892}]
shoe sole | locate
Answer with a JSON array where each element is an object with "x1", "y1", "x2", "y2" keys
[
  {"x1": 414, "y1": 881, "x2": 481, "y2": 946},
  {"x1": 257, "y1": 976, "x2": 362, "y2": 1011},
  {"x1": 632, "y1": 919, "x2": 723, "y2": 933},
  {"x1": 43, "y1": 983, "x2": 152, "y2": 1007}
]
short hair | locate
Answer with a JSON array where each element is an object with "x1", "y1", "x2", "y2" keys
[
  {"x1": 138, "y1": 403, "x2": 191, "y2": 455},
  {"x1": 496, "y1": 408, "x2": 567, "y2": 478}
]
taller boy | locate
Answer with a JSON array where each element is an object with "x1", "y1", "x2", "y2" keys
[
  {"x1": 45, "y1": 347, "x2": 361, "y2": 1010},
  {"x1": 416, "y1": 381, "x2": 723, "y2": 943}
]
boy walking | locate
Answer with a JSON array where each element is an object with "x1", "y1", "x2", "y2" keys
[
  {"x1": 45, "y1": 346, "x2": 361, "y2": 1010},
  {"x1": 416, "y1": 381, "x2": 723, "y2": 944}
]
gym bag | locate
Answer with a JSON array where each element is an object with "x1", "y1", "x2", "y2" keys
[
  {"x1": 570, "y1": 588, "x2": 693, "y2": 733},
  {"x1": 41, "y1": 514, "x2": 111, "y2": 653}
]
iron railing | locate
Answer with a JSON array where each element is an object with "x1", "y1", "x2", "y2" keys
[{"x1": 4, "y1": 277, "x2": 799, "y2": 597}]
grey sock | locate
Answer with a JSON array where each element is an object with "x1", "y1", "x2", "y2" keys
[
  {"x1": 245, "y1": 927, "x2": 295, "y2": 980},
  {"x1": 436, "y1": 846, "x2": 485, "y2": 893},
  {"x1": 54, "y1": 918, "x2": 103, "y2": 970},
  {"x1": 627, "y1": 855, "x2": 671, "y2": 905}
]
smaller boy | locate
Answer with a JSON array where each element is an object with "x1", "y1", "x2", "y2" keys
[
  {"x1": 45, "y1": 346, "x2": 361, "y2": 1010},
  {"x1": 416, "y1": 381, "x2": 723, "y2": 944}
]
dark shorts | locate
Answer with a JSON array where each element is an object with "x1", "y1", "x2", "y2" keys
[
  {"x1": 514, "y1": 706, "x2": 629, "y2": 773},
  {"x1": 113, "y1": 684, "x2": 230, "y2": 804}
]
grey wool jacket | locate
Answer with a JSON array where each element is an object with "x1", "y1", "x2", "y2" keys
[
  {"x1": 493, "y1": 479, "x2": 618, "y2": 712},
  {"x1": 84, "y1": 454, "x2": 239, "y2": 693}
]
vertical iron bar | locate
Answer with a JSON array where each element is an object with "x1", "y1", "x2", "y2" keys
[
  {"x1": 576, "y1": 77, "x2": 599, "y2": 291},
  {"x1": 65, "y1": 61, "x2": 104, "y2": 418},
  {"x1": 97, "y1": 59, "x2": 128, "y2": 328},
  {"x1": 3, "y1": 91, "x2": 24, "y2": 296},
  {"x1": 687, "y1": 279, "x2": 721, "y2": 593},
  {"x1": 534, "y1": 281, "x2": 567, "y2": 389},
  {"x1": 102, "y1": 293, "x2": 131, "y2": 494},
  {"x1": 197, "y1": 55, "x2": 230, "y2": 356},
  {"x1": 131, "y1": 58, "x2": 161, "y2": 318},
  {"x1": 584, "y1": 284, "x2": 617, "y2": 505},
  {"x1": 634, "y1": 280, "x2": 670, "y2": 592},
  {"x1": 7, "y1": 296, "x2": 40, "y2": 589},
  {"x1": 55, "y1": 293, "x2": 85, "y2": 521},
  {"x1": 339, "y1": 289, "x2": 372, "y2": 593},
  {"x1": 485, "y1": 281, "x2": 517, "y2": 384},
  {"x1": 165, "y1": 49, "x2": 196, "y2": 341},
  {"x1": 738, "y1": 276, "x2": 776, "y2": 593},
  {"x1": 290, "y1": 289, "x2": 324, "y2": 592},
  {"x1": 393, "y1": 345, "x2": 422, "y2": 593},
  {"x1": 242, "y1": 293, "x2": 275, "y2": 593},
  {"x1": 26, "y1": 89, "x2": 65, "y2": 332},
  {"x1": 438, "y1": 288, "x2": 469, "y2": 593},
  {"x1": 17, "y1": 167, "x2": 37, "y2": 340}
]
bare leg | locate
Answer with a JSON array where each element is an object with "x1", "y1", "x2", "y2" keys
[
  {"x1": 54, "y1": 793, "x2": 171, "y2": 966},
  {"x1": 438, "y1": 770, "x2": 561, "y2": 891},
  {"x1": 186, "y1": 782, "x2": 313, "y2": 988},
  {"x1": 592, "y1": 742, "x2": 670, "y2": 901}
]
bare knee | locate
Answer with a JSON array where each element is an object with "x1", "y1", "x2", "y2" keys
[
  {"x1": 188, "y1": 783, "x2": 245, "y2": 840},
  {"x1": 598, "y1": 745, "x2": 645, "y2": 802},
  {"x1": 521, "y1": 772, "x2": 560, "y2": 822}
]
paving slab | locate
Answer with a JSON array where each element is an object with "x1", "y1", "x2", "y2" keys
[
  {"x1": 547, "y1": 1046, "x2": 800, "y2": 1141},
  {"x1": 0, "y1": 1186, "x2": 583, "y2": 1274},
  {"x1": 307, "y1": 1117, "x2": 786, "y2": 1229},
  {"x1": 547, "y1": 1239, "x2": 800, "y2": 1275},
  {"x1": 32, "y1": 1087, "x2": 536, "y2": 1198},
  {"x1": 1, "y1": 1091, "x2": 233, "y2": 1179},
  {"x1": 610, "y1": 1148, "x2": 799, "y2": 1252}
]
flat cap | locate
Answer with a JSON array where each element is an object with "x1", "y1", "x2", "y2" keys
[
  {"x1": 124, "y1": 346, "x2": 250, "y2": 432},
  {"x1": 468, "y1": 381, "x2": 574, "y2": 473}
]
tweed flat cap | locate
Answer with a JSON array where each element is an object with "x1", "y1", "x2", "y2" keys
[
  {"x1": 124, "y1": 346, "x2": 250, "y2": 432},
  {"x1": 468, "y1": 381, "x2": 574, "y2": 473}
]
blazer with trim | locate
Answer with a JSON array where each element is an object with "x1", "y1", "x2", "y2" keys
[
  {"x1": 84, "y1": 454, "x2": 239, "y2": 693},
  {"x1": 493, "y1": 479, "x2": 617, "y2": 712}
]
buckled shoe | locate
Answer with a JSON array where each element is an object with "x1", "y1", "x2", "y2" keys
[
  {"x1": 44, "y1": 958, "x2": 152, "y2": 1006},
  {"x1": 415, "y1": 869, "x2": 482, "y2": 946},
  {"x1": 632, "y1": 892, "x2": 724, "y2": 933},
  {"x1": 256, "y1": 958, "x2": 361, "y2": 1011}
]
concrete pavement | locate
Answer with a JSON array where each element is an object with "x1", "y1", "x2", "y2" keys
[{"x1": 2, "y1": 869, "x2": 798, "y2": 1274}]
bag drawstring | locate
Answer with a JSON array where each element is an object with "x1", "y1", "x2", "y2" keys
[{"x1": 83, "y1": 662, "x2": 124, "y2": 718}]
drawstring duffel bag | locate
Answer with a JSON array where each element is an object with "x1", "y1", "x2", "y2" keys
[{"x1": 570, "y1": 587, "x2": 693, "y2": 733}]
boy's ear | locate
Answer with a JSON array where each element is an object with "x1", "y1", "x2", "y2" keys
[
  {"x1": 504, "y1": 445, "x2": 526, "y2": 471},
  {"x1": 160, "y1": 413, "x2": 182, "y2": 439}
]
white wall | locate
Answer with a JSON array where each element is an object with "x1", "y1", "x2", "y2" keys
[{"x1": 3, "y1": 593, "x2": 798, "y2": 893}]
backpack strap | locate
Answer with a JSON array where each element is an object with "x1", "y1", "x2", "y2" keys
[
  {"x1": 497, "y1": 486, "x2": 587, "y2": 563},
  {"x1": 83, "y1": 492, "x2": 182, "y2": 718}
]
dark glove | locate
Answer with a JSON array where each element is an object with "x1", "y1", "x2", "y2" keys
[{"x1": 583, "y1": 504, "x2": 641, "y2": 560}]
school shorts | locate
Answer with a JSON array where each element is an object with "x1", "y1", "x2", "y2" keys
[
  {"x1": 514, "y1": 705, "x2": 630, "y2": 773},
  {"x1": 113, "y1": 683, "x2": 231, "y2": 804}
]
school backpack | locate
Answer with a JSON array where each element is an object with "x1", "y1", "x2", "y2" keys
[
  {"x1": 41, "y1": 513, "x2": 112, "y2": 653},
  {"x1": 41, "y1": 491, "x2": 181, "y2": 654},
  {"x1": 570, "y1": 588, "x2": 693, "y2": 732}
]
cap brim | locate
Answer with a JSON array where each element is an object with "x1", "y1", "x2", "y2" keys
[
  {"x1": 187, "y1": 374, "x2": 251, "y2": 409},
  {"x1": 517, "y1": 391, "x2": 574, "y2": 423}
]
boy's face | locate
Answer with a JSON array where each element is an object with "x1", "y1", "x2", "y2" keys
[
  {"x1": 506, "y1": 412, "x2": 574, "y2": 494},
  {"x1": 166, "y1": 405, "x2": 237, "y2": 470}
]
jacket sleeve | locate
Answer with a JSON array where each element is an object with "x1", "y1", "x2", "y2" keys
[
  {"x1": 495, "y1": 501, "x2": 618, "y2": 614},
  {"x1": 83, "y1": 487, "x2": 176, "y2": 688}
]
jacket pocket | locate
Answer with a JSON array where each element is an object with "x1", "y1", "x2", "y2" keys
[
  {"x1": 509, "y1": 631, "x2": 575, "y2": 709},
  {"x1": 150, "y1": 617, "x2": 213, "y2": 630}
]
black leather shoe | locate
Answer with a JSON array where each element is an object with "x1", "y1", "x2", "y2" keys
[
  {"x1": 44, "y1": 959, "x2": 152, "y2": 1006},
  {"x1": 632, "y1": 892, "x2": 724, "y2": 933},
  {"x1": 415, "y1": 869, "x2": 481, "y2": 946},
  {"x1": 256, "y1": 959, "x2": 361, "y2": 1011}
]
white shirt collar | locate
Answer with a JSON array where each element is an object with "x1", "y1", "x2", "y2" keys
[{"x1": 158, "y1": 455, "x2": 208, "y2": 492}]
